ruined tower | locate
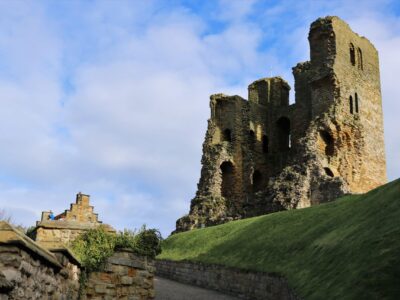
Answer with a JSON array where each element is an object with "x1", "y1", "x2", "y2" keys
[{"x1": 175, "y1": 16, "x2": 387, "y2": 232}]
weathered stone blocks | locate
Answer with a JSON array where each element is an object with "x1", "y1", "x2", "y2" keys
[
  {"x1": 156, "y1": 259, "x2": 300, "y2": 300},
  {"x1": 84, "y1": 249, "x2": 154, "y2": 300},
  {"x1": 176, "y1": 16, "x2": 387, "y2": 233}
]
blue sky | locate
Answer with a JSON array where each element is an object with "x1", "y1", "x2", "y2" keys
[{"x1": 0, "y1": 0, "x2": 399, "y2": 237}]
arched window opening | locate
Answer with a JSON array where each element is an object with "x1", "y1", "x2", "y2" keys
[
  {"x1": 276, "y1": 117, "x2": 291, "y2": 151},
  {"x1": 320, "y1": 130, "x2": 334, "y2": 156},
  {"x1": 220, "y1": 161, "x2": 235, "y2": 199},
  {"x1": 357, "y1": 48, "x2": 363, "y2": 70},
  {"x1": 249, "y1": 130, "x2": 255, "y2": 144},
  {"x1": 223, "y1": 129, "x2": 232, "y2": 142},
  {"x1": 252, "y1": 170, "x2": 263, "y2": 192},
  {"x1": 349, "y1": 95, "x2": 354, "y2": 114},
  {"x1": 350, "y1": 43, "x2": 356, "y2": 66},
  {"x1": 355, "y1": 93, "x2": 359, "y2": 113},
  {"x1": 324, "y1": 167, "x2": 334, "y2": 177},
  {"x1": 262, "y1": 135, "x2": 269, "y2": 153}
]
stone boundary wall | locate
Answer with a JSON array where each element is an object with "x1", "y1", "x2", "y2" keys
[
  {"x1": 155, "y1": 259, "x2": 301, "y2": 300},
  {"x1": 0, "y1": 221, "x2": 81, "y2": 300},
  {"x1": 0, "y1": 222, "x2": 155, "y2": 300},
  {"x1": 0, "y1": 244, "x2": 80, "y2": 300},
  {"x1": 85, "y1": 249, "x2": 155, "y2": 300}
]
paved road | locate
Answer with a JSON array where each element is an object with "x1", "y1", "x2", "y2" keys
[{"x1": 154, "y1": 277, "x2": 240, "y2": 300}]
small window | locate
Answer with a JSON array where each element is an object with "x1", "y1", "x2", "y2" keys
[
  {"x1": 324, "y1": 167, "x2": 334, "y2": 177},
  {"x1": 223, "y1": 129, "x2": 232, "y2": 142},
  {"x1": 320, "y1": 131, "x2": 334, "y2": 156},
  {"x1": 357, "y1": 48, "x2": 363, "y2": 70},
  {"x1": 220, "y1": 161, "x2": 235, "y2": 199},
  {"x1": 355, "y1": 93, "x2": 359, "y2": 113},
  {"x1": 252, "y1": 170, "x2": 262, "y2": 192},
  {"x1": 349, "y1": 95, "x2": 354, "y2": 114},
  {"x1": 276, "y1": 117, "x2": 291, "y2": 151},
  {"x1": 350, "y1": 43, "x2": 356, "y2": 66},
  {"x1": 249, "y1": 130, "x2": 255, "y2": 144},
  {"x1": 262, "y1": 135, "x2": 269, "y2": 153}
]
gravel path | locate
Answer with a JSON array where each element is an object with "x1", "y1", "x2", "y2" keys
[{"x1": 154, "y1": 277, "x2": 240, "y2": 300}]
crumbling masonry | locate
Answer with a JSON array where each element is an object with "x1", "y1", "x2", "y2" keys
[{"x1": 175, "y1": 16, "x2": 387, "y2": 232}]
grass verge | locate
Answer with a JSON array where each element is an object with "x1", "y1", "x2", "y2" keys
[{"x1": 158, "y1": 179, "x2": 400, "y2": 299}]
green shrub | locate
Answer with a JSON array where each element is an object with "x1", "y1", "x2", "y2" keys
[
  {"x1": 134, "y1": 225, "x2": 162, "y2": 259},
  {"x1": 114, "y1": 228, "x2": 137, "y2": 250},
  {"x1": 71, "y1": 225, "x2": 162, "y2": 271},
  {"x1": 71, "y1": 226, "x2": 115, "y2": 272}
]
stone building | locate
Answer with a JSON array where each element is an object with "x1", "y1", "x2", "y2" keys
[
  {"x1": 33, "y1": 192, "x2": 115, "y2": 249},
  {"x1": 176, "y1": 16, "x2": 387, "y2": 232},
  {"x1": 0, "y1": 221, "x2": 155, "y2": 300},
  {"x1": 1, "y1": 193, "x2": 155, "y2": 299}
]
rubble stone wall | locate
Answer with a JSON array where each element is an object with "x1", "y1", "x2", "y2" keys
[
  {"x1": 175, "y1": 16, "x2": 387, "y2": 233},
  {"x1": 0, "y1": 223, "x2": 154, "y2": 300},
  {"x1": 156, "y1": 259, "x2": 300, "y2": 300},
  {"x1": 85, "y1": 249, "x2": 155, "y2": 300},
  {"x1": 0, "y1": 244, "x2": 80, "y2": 300}
]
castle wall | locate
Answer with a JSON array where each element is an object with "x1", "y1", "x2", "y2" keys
[
  {"x1": 305, "y1": 17, "x2": 387, "y2": 194},
  {"x1": 175, "y1": 16, "x2": 387, "y2": 233},
  {"x1": 330, "y1": 18, "x2": 386, "y2": 192}
]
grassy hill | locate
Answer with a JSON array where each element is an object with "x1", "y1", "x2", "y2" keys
[{"x1": 158, "y1": 179, "x2": 400, "y2": 299}]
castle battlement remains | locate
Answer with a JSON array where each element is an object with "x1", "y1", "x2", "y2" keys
[{"x1": 175, "y1": 16, "x2": 387, "y2": 232}]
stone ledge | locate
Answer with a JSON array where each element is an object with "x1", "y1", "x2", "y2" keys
[
  {"x1": 0, "y1": 222, "x2": 62, "y2": 269},
  {"x1": 35, "y1": 220, "x2": 115, "y2": 232}
]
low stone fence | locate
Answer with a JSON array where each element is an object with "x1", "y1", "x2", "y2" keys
[
  {"x1": 0, "y1": 222, "x2": 80, "y2": 300},
  {"x1": 156, "y1": 259, "x2": 301, "y2": 300},
  {"x1": 85, "y1": 249, "x2": 155, "y2": 299},
  {"x1": 0, "y1": 222, "x2": 155, "y2": 300}
]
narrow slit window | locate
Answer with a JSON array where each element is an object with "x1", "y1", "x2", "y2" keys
[
  {"x1": 355, "y1": 93, "x2": 359, "y2": 113},
  {"x1": 357, "y1": 48, "x2": 363, "y2": 70},
  {"x1": 350, "y1": 43, "x2": 356, "y2": 66},
  {"x1": 349, "y1": 95, "x2": 354, "y2": 114},
  {"x1": 262, "y1": 135, "x2": 269, "y2": 153}
]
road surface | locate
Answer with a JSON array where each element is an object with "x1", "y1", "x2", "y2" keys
[{"x1": 154, "y1": 277, "x2": 240, "y2": 300}]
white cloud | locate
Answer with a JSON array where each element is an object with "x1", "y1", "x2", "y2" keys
[{"x1": 0, "y1": 0, "x2": 398, "y2": 237}]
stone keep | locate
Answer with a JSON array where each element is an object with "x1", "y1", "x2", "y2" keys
[{"x1": 176, "y1": 16, "x2": 387, "y2": 232}]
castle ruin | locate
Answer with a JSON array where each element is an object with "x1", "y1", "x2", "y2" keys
[{"x1": 175, "y1": 16, "x2": 387, "y2": 232}]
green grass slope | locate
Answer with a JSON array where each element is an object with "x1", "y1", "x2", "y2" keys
[{"x1": 159, "y1": 179, "x2": 400, "y2": 299}]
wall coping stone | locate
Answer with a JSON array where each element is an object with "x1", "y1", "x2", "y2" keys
[
  {"x1": 47, "y1": 247, "x2": 81, "y2": 267},
  {"x1": 0, "y1": 221, "x2": 62, "y2": 269},
  {"x1": 35, "y1": 220, "x2": 115, "y2": 232}
]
